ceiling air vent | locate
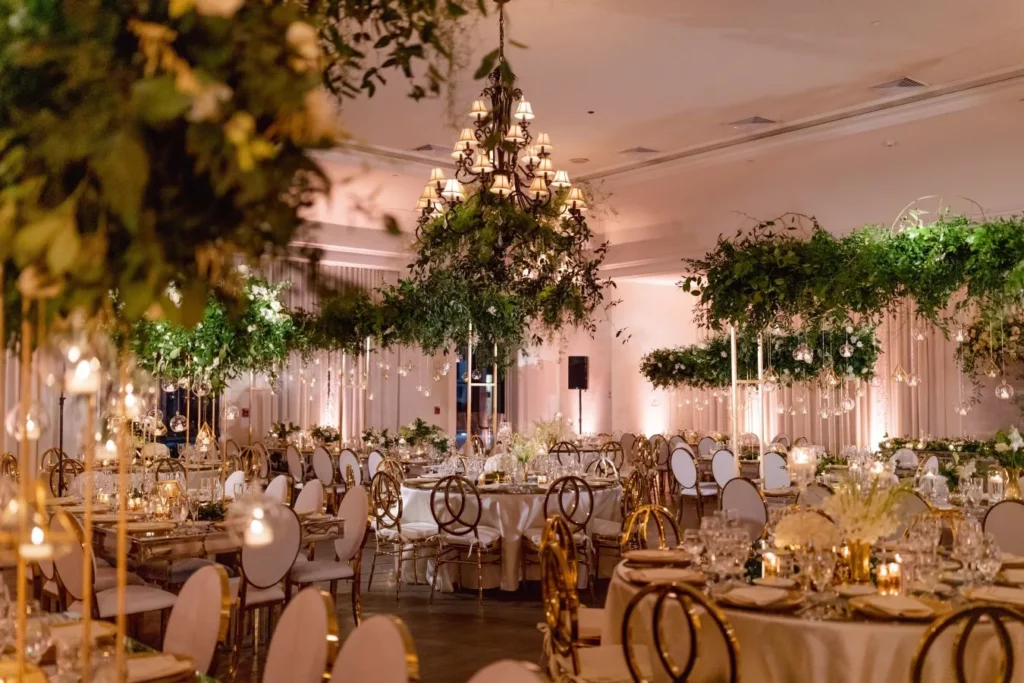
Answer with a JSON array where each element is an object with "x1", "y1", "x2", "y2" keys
[
  {"x1": 727, "y1": 116, "x2": 779, "y2": 131},
  {"x1": 872, "y1": 77, "x2": 928, "y2": 90},
  {"x1": 410, "y1": 143, "x2": 449, "y2": 153},
  {"x1": 618, "y1": 146, "x2": 660, "y2": 154}
]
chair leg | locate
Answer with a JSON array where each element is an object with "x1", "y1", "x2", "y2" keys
[
  {"x1": 395, "y1": 546, "x2": 404, "y2": 601},
  {"x1": 429, "y1": 551, "x2": 441, "y2": 604},
  {"x1": 476, "y1": 548, "x2": 484, "y2": 603},
  {"x1": 350, "y1": 569, "x2": 362, "y2": 625},
  {"x1": 367, "y1": 549, "x2": 378, "y2": 591}
]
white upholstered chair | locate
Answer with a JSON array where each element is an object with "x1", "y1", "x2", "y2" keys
[
  {"x1": 984, "y1": 501, "x2": 1024, "y2": 555},
  {"x1": 163, "y1": 564, "x2": 230, "y2": 674},
  {"x1": 288, "y1": 485, "x2": 369, "y2": 624},
  {"x1": 890, "y1": 447, "x2": 919, "y2": 471},
  {"x1": 223, "y1": 470, "x2": 247, "y2": 500},
  {"x1": 232, "y1": 504, "x2": 302, "y2": 649},
  {"x1": 797, "y1": 482, "x2": 834, "y2": 508},
  {"x1": 670, "y1": 447, "x2": 717, "y2": 519},
  {"x1": 264, "y1": 474, "x2": 290, "y2": 504},
  {"x1": 762, "y1": 451, "x2": 791, "y2": 490},
  {"x1": 469, "y1": 661, "x2": 545, "y2": 683},
  {"x1": 263, "y1": 587, "x2": 336, "y2": 683},
  {"x1": 367, "y1": 450, "x2": 385, "y2": 478},
  {"x1": 891, "y1": 490, "x2": 932, "y2": 539},
  {"x1": 312, "y1": 446, "x2": 344, "y2": 510},
  {"x1": 720, "y1": 478, "x2": 768, "y2": 540},
  {"x1": 918, "y1": 454, "x2": 940, "y2": 477},
  {"x1": 338, "y1": 448, "x2": 363, "y2": 488},
  {"x1": 697, "y1": 436, "x2": 717, "y2": 457},
  {"x1": 331, "y1": 615, "x2": 419, "y2": 683},
  {"x1": 53, "y1": 516, "x2": 176, "y2": 632},
  {"x1": 711, "y1": 449, "x2": 737, "y2": 488},
  {"x1": 294, "y1": 479, "x2": 325, "y2": 515},
  {"x1": 286, "y1": 444, "x2": 305, "y2": 490}
]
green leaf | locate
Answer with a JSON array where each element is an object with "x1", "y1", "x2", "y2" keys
[
  {"x1": 91, "y1": 131, "x2": 150, "y2": 231},
  {"x1": 383, "y1": 215, "x2": 402, "y2": 236},
  {"x1": 131, "y1": 77, "x2": 191, "y2": 124},
  {"x1": 46, "y1": 222, "x2": 81, "y2": 275},
  {"x1": 473, "y1": 49, "x2": 499, "y2": 80}
]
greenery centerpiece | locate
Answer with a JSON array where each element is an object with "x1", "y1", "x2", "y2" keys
[
  {"x1": 269, "y1": 421, "x2": 301, "y2": 440},
  {"x1": 309, "y1": 424, "x2": 339, "y2": 444},
  {"x1": 397, "y1": 418, "x2": 449, "y2": 455},
  {"x1": 993, "y1": 427, "x2": 1024, "y2": 499},
  {"x1": 506, "y1": 432, "x2": 544, "y2": 483}
]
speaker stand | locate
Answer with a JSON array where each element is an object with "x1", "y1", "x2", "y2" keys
[{"x1": 577, "y1": 388, "x2": 583, "y2": 435}]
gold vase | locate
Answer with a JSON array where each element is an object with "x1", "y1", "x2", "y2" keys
[
  {"x1": 846, "y1": 540, "x2": 872, "y2": 584},
  {"x1": 1006, "y1": 468, "x2": 1022, "y2": 500}
]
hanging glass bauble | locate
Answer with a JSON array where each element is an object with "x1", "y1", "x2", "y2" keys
[
  {"x1": 416, "y1": 384, "x2": 424, "y2": 393},
  {"x1": 803, "y1": 347, "x2": 814, "y2": 364},
  {"x1": 398, "y1": 367, "x2": 408, "y2": 377},
  {"x1": 839, "y1": 343, "x2": 855, "y2": 358},
  {"x1": 789, "y1": 407, "x2": 798, "y2": 416},
  {"x1": 162, "y1": 380, "x2": 177, "y2": 393},
  {"x1": 821, "y1": 367, "x2": 841, "y2": 388},
  {"x1": 891, "y1": 364, "x2": 909, "y2": 383},
  {"x1": 744, "y1": 385, "x2": 759, "y2": 400},
  {"x1": 368, "y1": 392, "x2": 375, "y2": 401},
  {"x1": 913, "y1": 328, "x2": 926, "y2": 342},
  {"x1": 832, "y1": 405, "x2": 844, "y2": 417},
  {"x1": 793, "y1": 343, "x2": 810, "y2": 362},
  {"x1": 684, "y1": 399, "x2": 691, "y2": 406},
  {"x1": 461, "y1": 373, "x2": 470, "y2": 382},
  {"x1": 819, "y1": 409, "x2": 831, "y2": 420},
  {"x1": 695, "y1": 400, "x2": 706, "y2": 412},
  {"x1": 651, "y1": 398, "x2": 660, "y2": 407},
  {"x1": 424, "y1": 389, "x2": 431, "y2": 398},
  {"x1": 984, "y1": 360, "x2": 1000, "y2": 379},
  {"x1": 194, "y1": 380, "x2": 211, "y2": 397},
  {"x1": 954, "y1": 401, "x2": 971, "y2": 416},
  {"x1": 762, "y1": 367, "x2": 779, "y2": 393},
  {"x1": 841, "y1": 397, "x2": 856, "y2": 412},
  {"x1": 800, "y1": 406, "x2": 809, "y2": 415},
  {"x1": 855, "y1": 384, "x2": 866, "y2": 398},
  {"x1": 795, "y1": 393, "x2": 805, "y2": 404},
  {"x1": 4, "y1": 404, "x2": 49, "y2": 442},
  {"x1": 906, "y1": 374, "x2": 921, "y2": 388},
  {"x1": 224, "y1": 404, "x2": 239, "y2": 421},
  {"x1": 955, "y1": 328, "x2": 966, "y2": 344},
  {"x1": 168, "y1": 412, "x2": 187, "y2": 433},
  {"x1": 776, "y1": 405, "x2": 786, "y2": 415},
  {"x1": 995, "y1": 381, "x2": 1015, "y2": 401},
  {"x1": 868, "y1": 375, "x2": 883, "y2": 388}
]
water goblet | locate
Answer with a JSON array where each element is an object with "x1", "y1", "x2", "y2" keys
[
  {"x1": 681, "y1": 529, "x2": 704, "y2": 563},
  {"x1": 54, "y1": 634, "x2": 80, "y2": 682},
  {"x1": 23, "y1": 601, "x2": 51, "y2": 665},
  {"x1": 977, "y1": 534, "x2": 1002, "y2": 586}
]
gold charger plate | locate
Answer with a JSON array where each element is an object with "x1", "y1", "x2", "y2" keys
[
  {"x1": 717, "y1": 588, "x2": 805, "y2": 613},
  {"x1": 848, "y1": 595, "x2": 951, "y2": 622},
  {"x1": 623, "y1": 549, "x2": 692, "y2": 567}
]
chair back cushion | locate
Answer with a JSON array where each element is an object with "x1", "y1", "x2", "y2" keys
[
  {"x1": 984, "y1": 501, "x2": 1024, "y2": 555},
  {"x1": 164, "y1": 565, "x2": 229, "y2": 674},
  {"x1": 294, "y1": 479, "x2": 324, "y2": 514},
  {"x1": 286, "y1": 445, "x2": 304, "y2": 481},
  {"x1": 265, "y1": 475, "x2": 289, "y2": 503},
  {"x1": 334, "y1": 485, "x2": 370, "y2": 562},
  {"x1": 264, "y1": 587, "x2": 330, "y2": 683},
  {"x1": 242, "y1": 504, "x2": 301, "y2": 589},
  {"x1": 338, "y1": 449, "x2": 362, "y2": 487},
  {"x1": 711, "y1": 450, "x2": 737, "y2": 488},
  {"x1": 670, "y1": 448, "x2": 698, "y2": 490},
  {"x1": 762, "y1": 452, "x2": 790, "y2": 490},
  {"x1": 332, "y1": 615, "x2": 418, "y2": 683},
  {"x1": 312, "y1": 447, "x2": 336, "y2": 485}
]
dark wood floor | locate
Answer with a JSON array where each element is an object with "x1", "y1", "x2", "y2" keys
[{"x1": 218, "y1": 539, "x2": 609, "y2": 682}]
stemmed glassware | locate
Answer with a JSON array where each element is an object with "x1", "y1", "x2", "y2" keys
[
  {"x1": 954, "y1": 519, "x2": 984, "y2": 588},
  {"x1": 24, "y1": 601, "x2": 52, "y2": 665},
  {"x1": 976, "y1": 533, "x2": 1003, "y2": 586}
]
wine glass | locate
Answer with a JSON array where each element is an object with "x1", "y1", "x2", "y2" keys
[
  {"x1": 680, "y1": 529, "x2": 704, "y2": 562},
  {"x1": 23, "y1": 601, "x2": 51, "y2": 665},
  {"x1": 807, "y1": 547, "x2": 837, "y2": 604},
  {"x1": 914, "y1": 552, "x2": 942, "y2": 596},
  {"x1": 955, "y1": 519, "x2": 984, "y2": 588},
  {"x1": 977, "y1": 534, "x2": 1002, "y2": 586}
]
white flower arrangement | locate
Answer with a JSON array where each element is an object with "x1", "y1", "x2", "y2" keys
[
  {"x1": 821, "y1": 474, "x2": 904, "y2": 544},
  {"x1": 532, "y1": 414, "x2": 574, "y2": 447},
  {"x1": 507, "y1": 433, "x2": 546, "y2": 465},
  {"x1": 773, "y1": 510, "x2": 840, "y2": 550}
]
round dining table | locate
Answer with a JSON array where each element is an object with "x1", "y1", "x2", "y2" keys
[
  {"x1": 601, "y1": 561, "x2": 1015, "y2": 683},
  {"x1": 400, "y1": 479, "x2": 621, "y2": 591}
]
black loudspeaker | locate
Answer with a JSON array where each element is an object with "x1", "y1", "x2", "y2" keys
[{"x1": 568, "y1": 356, "x2": 589, "y2": 390}]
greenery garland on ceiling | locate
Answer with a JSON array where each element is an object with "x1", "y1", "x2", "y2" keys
[
  {"x1": 680, "y1": 213, "x2": 1024, "y2": 335},
  {"x1": 640, "y1": 326, "x2": 881, "y2": 390}
]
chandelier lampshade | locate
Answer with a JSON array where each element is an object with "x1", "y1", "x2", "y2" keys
[
  {"x1": 527, "y1": 176, "x2": 550, "y2": 200},
  {"x1": 549, "y1": 170, "x2": 571, "y2": 189},
  {"x1": 489, "y1": 172, "x2": 513, "y2": 197},
  {"x1": 514, "y1": 100, "x2": 534, "y2": 120},
  {"x1": 470, "y1": 99, "x2": 489, "y2": 122},
  {"x1": 471, "y1": 151, "x2": 494, "y2": 175},
  {"x1": 534, "y1": 132, "x2": 552, "y2": 154}
]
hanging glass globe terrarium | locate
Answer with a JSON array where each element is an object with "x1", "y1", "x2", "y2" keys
[
  {"x1": 995, "y1": 380, "x2": 1015, "y2": 401},
  {"x1": 839, "y1": 343, "x2": 855, "y2": 358},
  {"x1": 983, "y1": 359, "x2": 1000, "y2": 379},
  {"x1": 762, "y1": 367, "x2": 780, "y2": 393},
  {"x1": 954, "y1": 401, "x2": 971, "y2": 416},
  {"x1": 4, "y1": 404, "x2": 50, "y2": 442},
  {"x1": 169, "y1": 412, "x2": 187, "y2": 433}
]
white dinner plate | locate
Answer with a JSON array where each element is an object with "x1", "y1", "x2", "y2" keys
[{"x1": 834, "y1": 584, "x2": 877, "y2": 598}]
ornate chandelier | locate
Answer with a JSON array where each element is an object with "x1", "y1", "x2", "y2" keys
[{"x1": 416, "y1": 1, "x2": 586, "y2": 230}]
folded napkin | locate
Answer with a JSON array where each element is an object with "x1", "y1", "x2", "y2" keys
[
  {"x1": 127, "y1": 654, "x2": 193, "y2": 682},
  {"x1": 50, "y1": 621, "x2": 116, "y2": 647},
  {"x1": 862, "y1": 596, "x2": 933, "y2": 618},
  {"x1": 724, "y1": 586, "x2": 788, "y2": 607},
  {"x1": 621, "y1": 567, "x2": 703, "y2": 585},
  {"x1": 968, "y1": 586, "x2": 1024, "y2": 607},
  {"x1": 1003, "y1": 569, "x2": 1024, "y2": 585}
]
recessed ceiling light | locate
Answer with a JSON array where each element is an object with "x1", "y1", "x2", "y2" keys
[{"x1": 570, "y1": 158, "x2": 590, "y2": 164}]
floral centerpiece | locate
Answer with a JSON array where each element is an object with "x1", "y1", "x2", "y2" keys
[
  {"x1": 821, "y1": 474, "x2": 905, "y2": 582},
  {"x1": 532, "y1": 415, "x2": 574, "y2": 448},
  {"x1": 269, "y1": 422, "x2": 301, "y2": 440},
  {"x1": 993, "y1": 427, "x2": 1024, "y2": 499},
  {"x1": 309, "y1": 424, "x2": 339, "y2": 444},
  {"x1": 397, "y1": 418, "x2": 449, "y2": 455},
  {"x1": 362, "y1": 427, "x2": 398, "y2": 452},
  {"x1": 507, "y1": 433, "x2": 546, "y2": 482},
  {"x1": 773, "y1": 510, "x2": 840, "y2": 550}
]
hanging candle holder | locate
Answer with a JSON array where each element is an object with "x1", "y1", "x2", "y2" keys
[
  {"x1": 762, "y1": 367, "x2": 780, "y2": 393},
  {"x1": 995, "y1": 380, "x2": 1015, "y2": 401},
  {"x1": 891, "y1": 364, "x2": 909, "y2": 383}
]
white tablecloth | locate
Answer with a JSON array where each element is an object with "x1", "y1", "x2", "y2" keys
[
  {"x1": 602, "y1": 562, "x2": 1020, "y2": 683},
  {"x1": 400, "y1": 484, "x2": 621, "y2": 591}
]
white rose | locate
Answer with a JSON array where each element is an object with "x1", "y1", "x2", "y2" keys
[
  {"x1": 996, "y1": 443, "x2": 1010, "y2": 453},
  {"x1": 195, "y1": 0, "x2": 244, "y2": 18},
  {"x1": 286, "y1": 22, "x2": 321, "y2": 72},
  {"x1": 300, "y1": 87, "x2": 338, "y2": 143}
]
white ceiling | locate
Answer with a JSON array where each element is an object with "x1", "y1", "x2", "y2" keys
[
  {"x1": 339, "y1": 0, "x2": 1024, "y2": 173},
  {"x1": 309, "y1": 0, "x2": 1024, "y2": 275}
]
